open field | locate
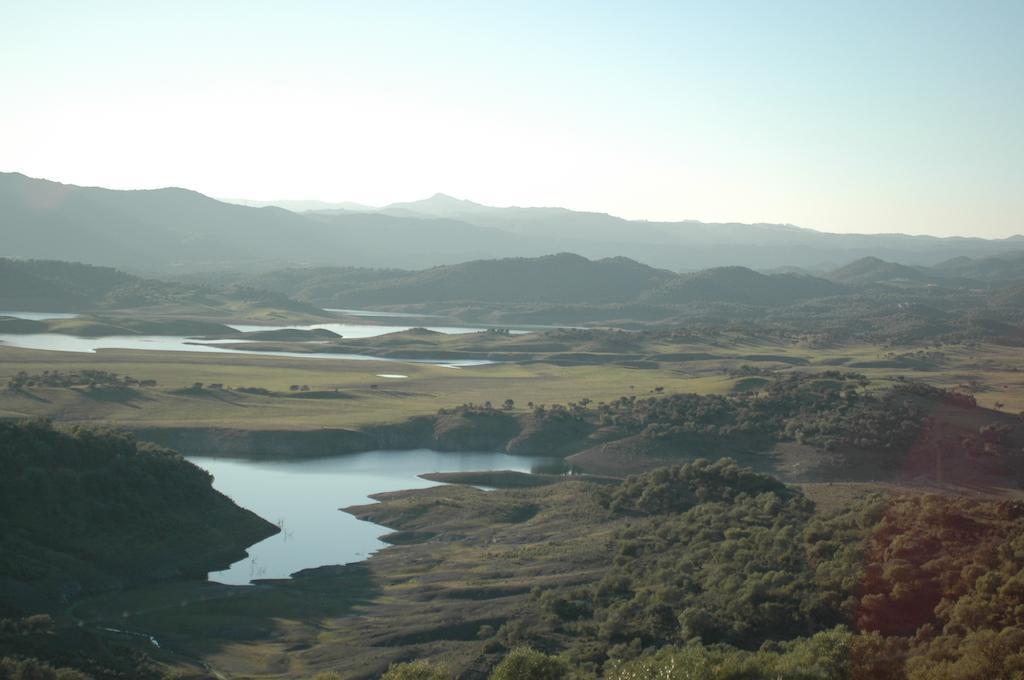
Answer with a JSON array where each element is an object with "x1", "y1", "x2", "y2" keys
[
  {"x1": 1, "y1": 337, "x2": 1021, "y2": 431},
  {"x1": 0, "y1": 345, "x2": 732, "y2": 429}
]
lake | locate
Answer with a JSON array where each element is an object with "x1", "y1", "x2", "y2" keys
[
  {"x1": 228, "y1": 321, "x2": 515, "y2": 339},
  {"x1": 188, "y1": 450, "x2": 564, "y2": 585},
  {"x1": 324, "y1": 308, "x2": 444, "y2": 319},
  {"x1": 0, "y1": 311, "x2": 80, "y2": 320},
  {"x1": 0, "y1": 333, "x2": 494, "y2": 367},
  {"x1": 0, "y1": 310, "x2": 513, "y2": 366}
]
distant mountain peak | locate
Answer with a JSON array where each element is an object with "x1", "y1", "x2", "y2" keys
[
  {"x1": 3, "y1": 171, "x2": 1020, "y2": 273},
  {"x1": 404, "y1": 193, "x2": 485, "y2": 208},
  {"x1": 378, "y1": 192, "x2": 493, "y2": 219}
]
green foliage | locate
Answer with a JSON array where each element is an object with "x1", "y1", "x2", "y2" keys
[
  {"x1": 849, "y1": 495, "x2": 1024, "y2": 677},
  {"x1": 0, "y1": 419, "x2": 273, "y2": 610},
  {"x1": 380, "y1": 659, "x2": 451, "y2": 679},
  {"x1": 0, "y1": 657, "x2": 92, "y2": 680},
  {"x1": 488, "y1": 647, "x2": 569, "y2": 680},
  {"x1": 543, "y1": 489, "x2": 1024, "y2": 679},
  {"x1": 542, "y1": 461, "x2": 863, "y2": 652},
  {"x1": 7, "y1": 370, "x2": 155, "y2": 391},
  {"x1": 592, "y1": 372, "x2": 924, "y2": 454},
  {"x1": 605, "y1": 627, "x2": 852, "y2": 680},
  {"x1": 608, "y1": 459, "x2": 794, "y2": 516}
]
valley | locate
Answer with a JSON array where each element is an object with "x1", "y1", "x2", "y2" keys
[
  {"x1": 6, "y1": 7, "x2": 1024, "y2": 678},
  {"x1": 2, "y1": 187, "x2": 1024, "y2": 680},
  {"x1": 1, "y1": 240, "x2": 1023, "y2": 680}
]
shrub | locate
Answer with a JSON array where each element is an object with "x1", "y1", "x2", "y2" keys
[
  {"x1": 489, "y1": 647, "x2": 569, "y2": 680},
  {"x1": 380, "y1": 660, "x2": 450, "y2": 680}
]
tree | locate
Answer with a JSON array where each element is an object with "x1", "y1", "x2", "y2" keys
[
  {"x1": 380, "y1": 660, "x2": 450, "y2": 680},
  {"x1": 489, "y1": 647, "x2": 568, "y2": 680}
]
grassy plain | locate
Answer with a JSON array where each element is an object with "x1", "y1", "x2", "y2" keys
[
  {"x1": 0, "y1": 345, "x2": 728, "y2": 429},
  {"x1": 0, "y1": 337, "x2": 1021, "y2": 431}
]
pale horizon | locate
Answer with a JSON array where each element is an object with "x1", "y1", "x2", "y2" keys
[
  {"x1": 3, "y1": 1, "x2": 1022, "y2": 238},
  {"x1": 4, "y1": 166, "x2": 1019, "y2": 241}
]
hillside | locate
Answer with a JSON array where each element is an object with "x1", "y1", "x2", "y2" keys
[
  {"x1": 825, "y1": 256, "x2": 936, "y2": 285},
  {"x1": 641, "y1": 266, "x2": 846, "y2": 305},
  {"x1": 313, "y1": 253, "x2": 675, "y2": 306},
  {"x1": 223, "y1": 255, "x2": 841, "y2": 309},
  {"x1": 930, "y1": 250, "x2": 1024, "y2": 283},
  {"x1": 824, "y1": 254, "x2": 1024, "y2": 288},
  {"x1": 187, "y1": 253, "x2": 1024, "y2": 341},
  {"x1": 5, "y1": 172, "x2": 1023, "y2": 273},
  {"x1": 0, "y1": 258, "x2": 321, "y2": 316},
  {"x1": 0, "y1": 420, "x2": 276, "y2": 615}
]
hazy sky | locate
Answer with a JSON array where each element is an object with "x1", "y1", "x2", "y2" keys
[{"x1": 2, "y1": 1, "x2": 1022, "y2": 237}]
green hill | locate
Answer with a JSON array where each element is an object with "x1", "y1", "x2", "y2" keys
[
  {"x1": 318, "y1": 253, "x2": 675, "y2": 306},
  {"x1": 237, "y1": 256, "x2": 842, "y2": 309},
  {"x1": 0, "y1": 258, "x2": 320, "y2": 315},
  {"x1": 930, "y1": 250, "x2": 1024, "y2": 283},
  {"x1": 825, "y1": 256, "x2": 936, "y2": 285},
  {"x1": 0, "y1": 420, "x2": 276, "y2": 615},
  {"x1": 641, "y1": 266, "x2": 846, "y2": 305}
]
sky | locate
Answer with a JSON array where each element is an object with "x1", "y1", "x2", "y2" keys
[{"x1": 2, "y1": 1, "x2": 1022, "y2": 238}]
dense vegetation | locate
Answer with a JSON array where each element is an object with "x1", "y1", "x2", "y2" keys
[
  {"x1": 6, "y1": 370, "x2": 156, "y2": 391},
  {"x1": 587, "y1": 371, "x2": 926, "y2": 452},
  {"x1": 0, "y1": 420, "x2": 275, "y2": 616},
  {"x1": 499, "y1": 464, "x2": 1024, "y2": 678},
  {"x1": 465, "y1": 372, "x2": 959, "y2": 456},
  {"x1": 531, "y1": 461, "x2": 866, "y2": 663},
  {"x1": 290, "y1": 459, "x2": 1024, "y2": 678}
]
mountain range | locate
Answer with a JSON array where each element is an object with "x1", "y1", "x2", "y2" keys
[
  {"x1": 197, "y1": 252, "x2": 1024, "y2": 310},
  {"x1": 2, "y1": 171, "x2": 1021, "y2": 273}
]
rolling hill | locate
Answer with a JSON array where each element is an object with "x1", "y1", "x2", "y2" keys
[
  {"x1": 642, "y1": 266, "x2": 847, "y2": 305},
  {"x1": 3, "y1": 172, "x2": 1022, "y2": 273},
  {"x1": 0, "y1": 172, "x2": 529, "y2": 272},
  {"x1": 825, "y1": 256, "x2": 937, "y2": 286},
  {"x1": 228, "y1": 254, "x2": 844, "y2": 309},
  {"x1": 308, "y1": 253, "x2": 676, "y2": 306},
  {"x1": 0, "y1": 258, "x2": 320, "y2": 315},
  {"x1": 930, "y1": 251, "x2": 1024, "y2": 283},
  {"x1": 824, "y1": 254, "x2": 1023, "y2": 287}
]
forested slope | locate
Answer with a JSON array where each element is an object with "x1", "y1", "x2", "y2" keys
[{"x1": 0, "y1": 420, "x2": 276, "y2": 616}]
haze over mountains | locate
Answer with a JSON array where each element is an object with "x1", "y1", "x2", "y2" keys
[
  {"x1": 201, "y1": 250, "x2": 1021, "y2": 309},
  {"x1": 2, "y1": 172, "x2": 1021, "y2": 275}
]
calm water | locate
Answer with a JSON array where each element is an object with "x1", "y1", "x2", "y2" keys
[
  {"x1": 324, "y1": 308, "x2": 444, "y2": 319},
  {"x1": 0, "y1": 310, "x2": 522, "y2": 365},
  {"x1": 0, "y1": 311, "x2": 80, "y2": 320},
  {"x1": 188, "y1": 450, "x2": 562, "y2": 584},
  {"x1": 0, "y1": 333, "x2": 493, "y2": 367},
  {"x1": 228, "y1": 321, "x2": 504, "y2": 338}
]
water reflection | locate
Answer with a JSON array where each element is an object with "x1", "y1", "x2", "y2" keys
[{"x1": 188, "y1": 449, "x2": 566, "y2": 585}]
